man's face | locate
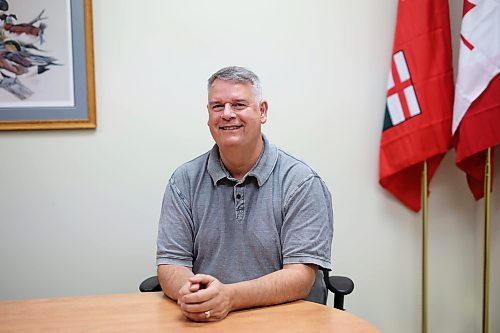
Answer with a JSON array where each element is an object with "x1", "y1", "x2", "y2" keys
[{"x1": 207, "y1": 79, "x2": 267, "y2": 150}]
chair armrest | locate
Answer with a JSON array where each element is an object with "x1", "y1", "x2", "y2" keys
[
  {"x1": 326, "y1": 275, "x2": 354, "y2": 295},
  {"x1": 321, "y1": 268, "x2": 354, "y2": 310},
  {"x1": 139, "y1": 276, "x2": 162, "y2": 292}
]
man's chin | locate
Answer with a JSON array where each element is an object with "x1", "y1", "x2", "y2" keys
[{"x1": 215, "y1": 137, "x2": 242, "y2": 148}]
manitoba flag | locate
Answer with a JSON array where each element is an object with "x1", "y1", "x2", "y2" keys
[
  {"x1": 453, "y1": 0, "x2": 500, "y2": 200},
  {"x1": 379, "y1": 0, "x2": 454, "y2": 212}
]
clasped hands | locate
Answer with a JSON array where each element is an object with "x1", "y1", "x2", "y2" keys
[{"x1": 177, "y1": 274, "x2": 233, "y2": 322}]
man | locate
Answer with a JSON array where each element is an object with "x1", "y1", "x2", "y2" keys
[{"x1": 156, "y1": 66, "x2": 333, "y2": 322}]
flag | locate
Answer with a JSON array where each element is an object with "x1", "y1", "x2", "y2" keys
[
  {"x1": 379, "y1": 0, "x2": 454, "y2": 212},
  {"x1": 453, "y1": 0, "x2": 500, "y2": 200}
]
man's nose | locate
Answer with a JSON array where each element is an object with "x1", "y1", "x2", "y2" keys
[{"x1": 222, "y1": 104, "x2": 234, "y2": 119}]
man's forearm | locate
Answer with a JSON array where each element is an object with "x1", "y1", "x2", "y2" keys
[
  {"x1": 227, "y1": 264, "x2": 317, "y2": 311},
  {"x1": 157, "y1": 264, "x2": 194, "y2": 301}
]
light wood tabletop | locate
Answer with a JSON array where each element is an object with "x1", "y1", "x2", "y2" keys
[{"x1": 0, "y1": 292, "x2": 381, "y2": 332}]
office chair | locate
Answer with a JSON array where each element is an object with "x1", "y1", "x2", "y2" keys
[{"x1": 139, "y1": 268, "x2": 354, "y2": 311}]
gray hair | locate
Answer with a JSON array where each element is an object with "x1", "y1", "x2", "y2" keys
[{"x1": 207, "y1": 66, "x2": 262, "y2": 101}]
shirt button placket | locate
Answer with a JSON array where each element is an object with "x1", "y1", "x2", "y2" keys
[{"x1": 234, "y1": 185, "x2": 244, "y2": 221}]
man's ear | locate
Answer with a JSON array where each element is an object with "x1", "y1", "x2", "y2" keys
[
  {"x1": 207, "y1": 104, "x2": 211, "y2": 126},
  {"x1": 259, "y1": 100, "x2": 268, "y2": 124}
]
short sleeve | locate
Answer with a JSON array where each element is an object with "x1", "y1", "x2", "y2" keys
[
  {"x1": 156, "y1": 176, "x2": 195, "y2": 267},
  {"x1": 281, "y1": 175, "x2": 333, "y2": 270}
]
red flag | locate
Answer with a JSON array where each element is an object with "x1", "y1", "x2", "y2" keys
[
  {"x1": 379, "y1": 0, "x2": 454, "y2": 212},
  {"x1": 453, "y1": 0, "x2": 500, "y2": 200}
]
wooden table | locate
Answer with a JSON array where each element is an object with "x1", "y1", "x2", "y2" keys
[{"x1": 0, "y1": 292, "x2": 381, "y2": 332}]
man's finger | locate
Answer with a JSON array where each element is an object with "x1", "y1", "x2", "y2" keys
[
  {"x1": 189, "y1": 283, "x2": 201, "y2": 292},
  {"x1": 179, "y1": 280, "x2": 201, "y2": 295},
  {"x1": 188, "y1": 274, "x2": 215, "y2": 286},
  {"x1": 180, "y1": 296, "x2": 217, "y2": 313},
  {"x1": 181, "y1": 287, "x2": 214, "y2": 304},
  {"x1": 181, "y1": 309, "x2": 216, "y2": 322}
]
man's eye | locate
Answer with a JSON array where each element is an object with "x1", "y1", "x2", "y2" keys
[
  {"x1": 233, "y1": 103, "x2": 247, "y2": 110},
  {"x1": 212, "y1": 105, "x2": 224, "y2": 112}
]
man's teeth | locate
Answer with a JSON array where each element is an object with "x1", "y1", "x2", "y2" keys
[{"x1": 221, "y1": 126, "x2": 240, "y2": 130}]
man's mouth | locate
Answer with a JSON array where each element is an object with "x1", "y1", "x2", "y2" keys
[{"x1": 219, "y1": 125, "x2": 243, "y2": 130}]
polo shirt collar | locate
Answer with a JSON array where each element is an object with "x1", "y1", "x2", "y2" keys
[{"x1": 207, "y1": 134, "x2": 278, "y2": 187}]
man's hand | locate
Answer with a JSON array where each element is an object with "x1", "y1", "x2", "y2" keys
[
  {"x1": 177, "y1": 274, "x2": 233, "y2": 322},
  {"x1": 168, "y1": 263, "x2": 316, "y2": 322}
]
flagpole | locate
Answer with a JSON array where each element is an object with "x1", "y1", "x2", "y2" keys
[
  {"x1": 421, "y1": 160, "x2": 428, "y2": 333},
  {"x1": 482, "y1": 147, "x2": 491, "y2": 333}
]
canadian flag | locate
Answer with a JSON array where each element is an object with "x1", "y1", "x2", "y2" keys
[{"x1": 453, "y1": 0, "x2": 500, "y2": 199}]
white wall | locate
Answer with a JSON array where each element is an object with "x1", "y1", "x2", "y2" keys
[{"x1": 0, "y1": 1, "x2": 498, "y2": 332}]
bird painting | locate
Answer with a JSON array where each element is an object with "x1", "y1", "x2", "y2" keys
[{"x1": 0, "y1": 0, "x2": 59, "y2": 100}]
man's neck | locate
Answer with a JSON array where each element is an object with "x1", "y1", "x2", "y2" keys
[{"x1": 219, "y1": 138, "x2": 264, "y2": 180}]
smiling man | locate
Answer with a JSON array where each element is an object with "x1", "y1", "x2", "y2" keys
[{"x1": 156, "y1": 66, "x2": 334, "y2": 322}]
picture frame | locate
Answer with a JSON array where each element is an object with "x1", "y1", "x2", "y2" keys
[{"x1": 0, "y1": 0, "x2": 96, "y2": 130}]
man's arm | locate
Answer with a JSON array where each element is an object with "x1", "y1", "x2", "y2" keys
[
  {"x1": 229, "y1": 263, "x2": 318, "y2": 309},
  {"x1": 157, "y1": 264, "x2": 195, "y2": 301},
  {"x1": 178, "y1": 263, "x2": 317, "y2": 321}
]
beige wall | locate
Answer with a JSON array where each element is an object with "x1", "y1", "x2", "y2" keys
[{"x1": 0, "y1": 1, "x2": 498, "y2": 332}]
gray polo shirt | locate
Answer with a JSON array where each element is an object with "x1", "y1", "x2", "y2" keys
[{"x1": 156, "y1": 135, "x2": 334, "y2": 303}]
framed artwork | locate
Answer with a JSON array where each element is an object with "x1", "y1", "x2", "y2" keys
[{"x1": 0, "y1": 0, "x2": 96, "y2": 130}]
